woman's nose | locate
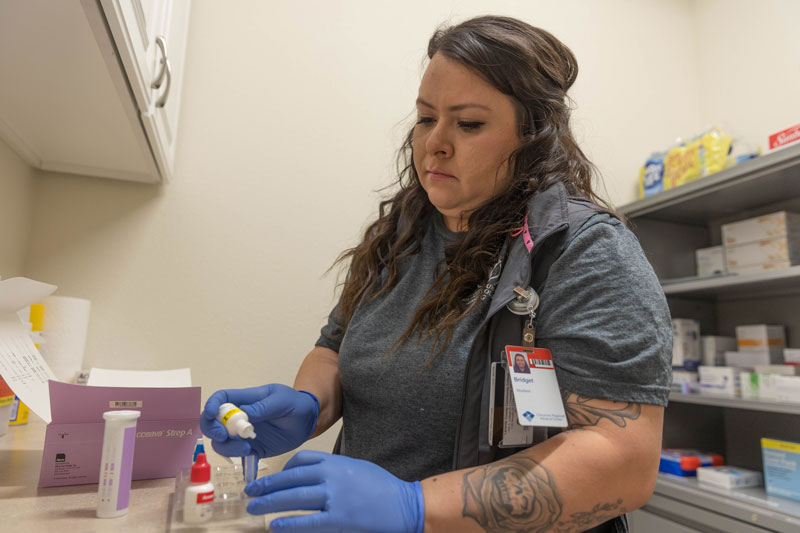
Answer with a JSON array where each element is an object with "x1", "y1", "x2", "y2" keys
[{"x1": 425, "y1": 122, "x2": 453, "y2": 157}]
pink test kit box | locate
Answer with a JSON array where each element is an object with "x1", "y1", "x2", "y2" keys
[{"x1": 38, "y1": 380, "x2": 201, "y2": 487}]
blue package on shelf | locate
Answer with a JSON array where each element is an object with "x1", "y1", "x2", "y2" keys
[{"x1": 659, "y1": 449, "x2": 724, "y2": 476}]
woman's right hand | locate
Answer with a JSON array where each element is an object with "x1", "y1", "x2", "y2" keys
[{"x1": 200, "y1": 384, "x2": 320, "y2": 458}]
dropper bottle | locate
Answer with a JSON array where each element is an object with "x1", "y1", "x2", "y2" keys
[{"x1": 216, "y1": 403, "x2": 257, "y2": 439}]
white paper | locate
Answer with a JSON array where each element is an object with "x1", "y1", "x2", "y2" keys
[
  {"x1": 0, "y1": 278, "x2": 59, "y2": 423},
  {"x1": 0, "y1": 278, "x2": 57, "y2": 314},
  {"x1": 39, "y1": 296, "x2": 91, "y2": 382},
  {"x1": 87, "y1": 367, "x2": 192, "y2": 388}
]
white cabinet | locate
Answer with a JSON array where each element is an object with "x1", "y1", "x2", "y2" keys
[
  {"x1": 100, "y1": 0, "x2": 191, "y2": 181},
  {"x1": 0, "y1": 0, "x2": 190, "y2": 184}
]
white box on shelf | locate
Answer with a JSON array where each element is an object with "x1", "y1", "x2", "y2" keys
[
  {"x1": 774, "y1": 376, "x2": 800, "y2": 403},
  {"x1": 673, "y1": 319, "x2": 701, "y2": 370},
  {"x1": 699, "y1": 366, "x2": 741, "y2": 396},
  {"x1": 696, "y1": 246, "x2": 726, "y2": 278},
  {"x1": 671, "y1": 370, "x2": 698, "y2": 392},
  {"x1": 722, "y1": 211, "x2": 800, "y2": 246},
  {"x1": 784, "y1": 348, "x2": 800, "y2": 364},
  {"x1": 725, "y1": 350, "x2": 782, "y2": 368},
  {"x1": 702, "y1": 336, "x2": 737, "y2": 366},
  {"x1": 728, "y1": 261, "x2": 792, "y2": 275},
  {"x1": 696, "y1": 466, "x2": 762, "y2": 489},
  {"x1": 753, "y1": 365, "x2": 800, "y2": 376},
  {"x1": 725, "y1": 236, "x2": 800, "y2": 271},
  {"x1": 740, "y1": 372, "x2": 780, "y2": 400},
  {"x1": 736, "y1": 324, "x2": 785, "y2": 352}
]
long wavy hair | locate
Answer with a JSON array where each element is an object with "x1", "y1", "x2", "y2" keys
[{"x1": 334, "y1": 16, "x2": 611, "y2": 359}]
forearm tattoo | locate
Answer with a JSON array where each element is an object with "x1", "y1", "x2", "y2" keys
[
  {"x1": 460, "y1": 389, "x2": 640, "y2": 531},
  {"x1": 462, "y1": 456, "x2": 561, "y2": 532},
  {"x1": 560, "y1": 388, "x2": 641, "y2": 430}
]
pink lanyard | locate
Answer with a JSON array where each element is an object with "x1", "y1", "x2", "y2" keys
[{"x1": 511, "y1": 214, "x2": 534, "y2": 253}]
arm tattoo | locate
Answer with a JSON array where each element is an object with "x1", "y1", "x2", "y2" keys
[
  {"x1": 560, "y1": 388, "x2": 641, "y2": 430},
  {"x1": 553, "y1": 499, "x2": 626, "y2": 532},
  {"x1": 462, "y1": 456, "x2": 562, "y2": 532}
]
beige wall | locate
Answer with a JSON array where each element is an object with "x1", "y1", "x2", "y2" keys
[
  {"x1": 19, "y1": 1, "x2": 799, "y2": 452},
  {"x1": 0, "y1": 138, "x2": 34, "y2": 278}
]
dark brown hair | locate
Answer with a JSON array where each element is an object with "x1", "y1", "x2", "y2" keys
[{"x1": 334, "y1": 16, "x2": 610, "y2": 359}]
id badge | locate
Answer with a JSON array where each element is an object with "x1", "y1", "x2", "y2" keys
[
  {"x1": 489, "y1": 361, "x2": 534, "y2": 447},
  {"x1": 504, "y1": 345, "x2": 568, "y2": 428}
]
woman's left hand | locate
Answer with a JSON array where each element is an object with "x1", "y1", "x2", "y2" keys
[{"x1": 245, "y1": 450, "x2": 425, "y2": 533}]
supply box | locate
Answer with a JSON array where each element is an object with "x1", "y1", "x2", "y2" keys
[
  {"x1": 695, "y1": 246, "x2": 726, "y2": 278},
  {"x1": 696, "y1": 466, "x2": 762, "y2": 489},
  {"x1": 722, "y1": 211, "x2": 800, "y2": 246},
  {"x1": 741, "y1": 372, "x2": 780, "y2": 401},
  {"x1": 659, "y1": 449, "x2": 723, "y2": 476},
  {"x1": 672, "y1": 319, "x2": 701, "y2": 370},
  {"x1": 762, "y1": 438, "x2": 800, "y2": 502},
  {"x1": 736, "y1": 324, "x2": 785, "y2": 360},
  {"x1": 702, "y1": 336, "x2": 737, "y2": 366},
  {"x1": 725, "y1": 350, "x2": 782, "y2": 368},
  {"x1": 784, "y1": 348, "x2": 800, "y2": 364},
  {"x1": 699, "y1": 366, "x2": 740, "y2": 396}
]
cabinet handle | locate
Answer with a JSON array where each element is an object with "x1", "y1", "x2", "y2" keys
[
  {"x1": 156, "y1": 58, "x2": 172, "y2": 108},
  {"x1": 151, "y1": 36, "x2": 168, "y2": 90}
]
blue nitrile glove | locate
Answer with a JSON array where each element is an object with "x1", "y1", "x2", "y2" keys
[
  {"x1": 199, "y1": 384, "x2": 319, "y2": 458},
  {"x1": 244, "y1": 450, "x2": 425, "y2": 533}
]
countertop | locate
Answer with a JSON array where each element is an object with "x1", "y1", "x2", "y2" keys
[{"x1": 0, "y1": 418, "x2": 294, "y2": 532}]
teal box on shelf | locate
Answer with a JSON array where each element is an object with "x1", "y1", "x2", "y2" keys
[{"x1": 761, "y1": 438, "x2": 800, "y2": 502}]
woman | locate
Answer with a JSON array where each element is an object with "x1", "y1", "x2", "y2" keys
[
  {"x1": 513, "y1": 353, "x2": 531, "y2": 374},
  {"x1": 201, "y1": 15, "x2": 671, "y2": 532}
]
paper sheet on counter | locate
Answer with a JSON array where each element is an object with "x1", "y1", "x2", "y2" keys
[
  {"x1": 88, "y1": 367, "x2": 192, "y2": 387},
  {"x1": 0, "y1": 277, "x2": 59, "y2": 423}
]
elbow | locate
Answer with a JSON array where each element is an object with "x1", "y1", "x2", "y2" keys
[{"x1": 624, "y1": 446, "x2": 660, "y2": 510}]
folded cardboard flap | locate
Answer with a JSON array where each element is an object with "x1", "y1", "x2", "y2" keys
[{"x1": 39, "y1": 380, "x2": 201, "y2": 487}]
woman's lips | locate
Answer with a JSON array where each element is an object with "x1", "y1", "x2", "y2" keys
[{"x1": 427, "y1": 169, "x2": 456, "y2": 180}]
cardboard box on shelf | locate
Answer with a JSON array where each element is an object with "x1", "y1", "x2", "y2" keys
[
  {"x1": 699, "y1": 366, "x2": 741, "y2": 396},
  {"x1": 722, "y1": 211, "x2": 800, "y2": 246},
  {"x1": 741, "y1": 372, "x2": 780, "y2": 400},
  {"x1": 752, "y1": 365, "x2": 800, "y2": 376},
  {"x1": 762, "y1": 438, "x2": 800, "y2": 502},
  {"x1": 774, "y1": 376, "x2": 800, "y2": 403},
  {"x1": 728, "y1": 261, "x2": 792, "y2": 275},
  {"x1": 725, "y1": 236, "x2": 800, "y2": 272},
  {"x1": 784, "y1": 348, "x2": 800, "y2": 364},
  {"x1": 702, "y1": 336, "x2": 737, "y2": 366},
  {"x1": 736, "y1": 324, "x2": 785, "y2": 353},
  {"x1": 696, "y1": 246, "x2": 726, "y2": 278},
  {"x1": 696, "y1": 466, "x2": 762, "y2": 489},
  {"x1": 673, "y1": 319, "x2": 701, "y2": 370},
  {"x1": 725, "y1": 350, "x2": 783, "y2": 368}
]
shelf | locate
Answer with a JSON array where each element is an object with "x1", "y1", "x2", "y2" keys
[
  {"x1": 661, "y1": 266, "x2": 800, "y2": 298},
  {"x1": 652, "y1": 473, "x2": 800, "y2": 532},
  {"x1": 619, "y1": 143, "x2": 800, "y2": 224},
  {"x1": 669, "y1": 392, "x2": 800, "y2": 415}
]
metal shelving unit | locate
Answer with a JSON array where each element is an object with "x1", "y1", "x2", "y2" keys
[
  {"x1": 644, "y1": 474, "x2": 800, "y2": 533},
  {"x1": 622, "y1": 145, "x2": 800, "y2": 532},
  {"x1": 669, "y1": 392, "x2": 800, "y2": 415},
  {"x1": 620, "y1": 143, "x2": 800, "y2": 224}
]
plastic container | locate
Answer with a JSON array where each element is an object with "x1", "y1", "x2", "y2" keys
[
  {"x1": 216, "y1": 403, "x2": 256, "y2": 439},
  {"x1": 184, "y1": 453, "x2": 215, "y2": 524},
  {"x1": 659, "y1": 449, "x2": 723, "y2": 476},
  {"x1": 96, "y1": 410, "x2": 141, "y2": 518}
]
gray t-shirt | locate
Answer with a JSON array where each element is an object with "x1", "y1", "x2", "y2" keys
[{"x1": 316, "y1": 212, "x2": 671, "y2": 481}]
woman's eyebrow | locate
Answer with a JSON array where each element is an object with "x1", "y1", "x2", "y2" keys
[{"x1": 416, "y1": 98, "x2": 491, "y2": 112}]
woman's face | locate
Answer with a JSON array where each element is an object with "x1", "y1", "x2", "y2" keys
[
  {"x1": 515, "y1": 355, "x2": 527, "y2": 371},
  {"x1": 413, "y1": 53, "x2": 520, "y2": 232}
]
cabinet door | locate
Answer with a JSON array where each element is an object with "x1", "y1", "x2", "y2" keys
[
  {"x1": 99, "y1": 0, "x2": 168, "y2": 112},
  {"x1": 140, "y1": 0, "x2": 191, "y2": 182}
]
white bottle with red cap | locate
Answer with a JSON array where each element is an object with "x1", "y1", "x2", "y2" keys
[{"x1": 183, "y1": 452, "x2": 215, "y2": 524}]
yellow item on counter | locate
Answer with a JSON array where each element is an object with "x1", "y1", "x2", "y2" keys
[{"x1": 9, "y1": 397, "x2": 30, "y2": 425}]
